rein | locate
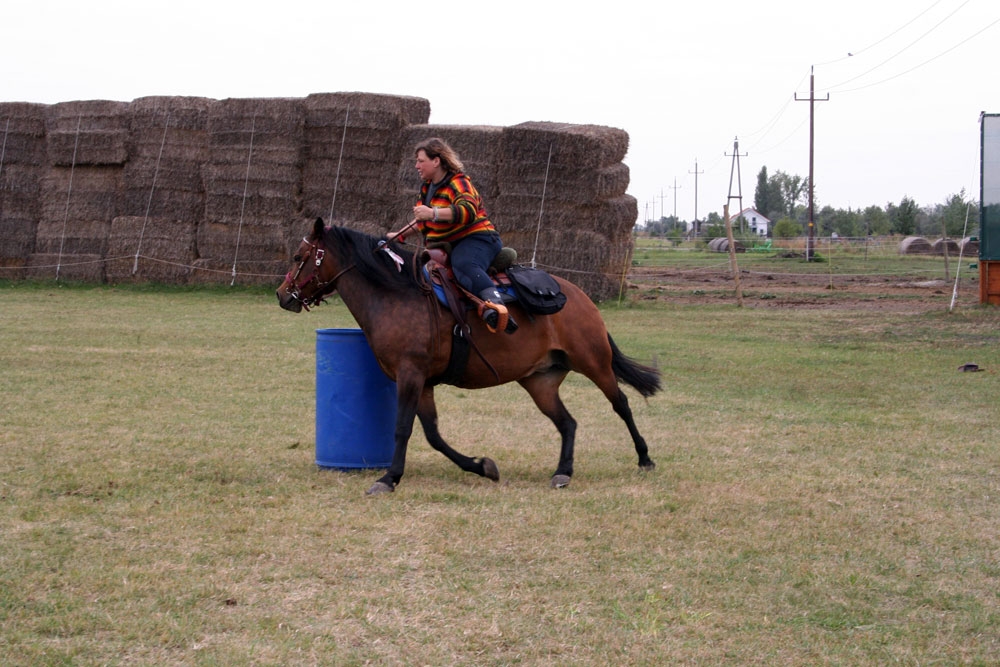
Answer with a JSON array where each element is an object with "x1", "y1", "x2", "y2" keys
[{"x1": 284, "y1": 237, "x2": 354, "y2": 310}]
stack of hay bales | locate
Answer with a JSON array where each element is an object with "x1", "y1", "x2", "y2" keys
[
  {"x1": 492, "y1": 122, "x2": 635, "y2": 300},
  {"x1": 0, "y1": 103, "x2": 47, "y2": 278},
  {"x1": 106, "y1": 96, "x2": 212, "y2": 283},
  {"x1": 899, "y1": 236, "x2": 932, "y2": 255},
  {"x1": 931, "y1": 237, "x2": 960, "y2": 255},
  {"x1": 302, "y1": 93, "x2": 429, "y2": 237},
  {"x1": 0, "y1": 92, "x2": 639, "y2": 301},
  {"x1": 194, "y1": 97, "x2": 304, "y2": 284},
  {"x1": 31, "y1": 100, "x2": 129, "y2": 281}
]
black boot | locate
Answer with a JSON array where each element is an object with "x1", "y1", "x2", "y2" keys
[{"x1": 478, "y1": 288, "x2": 518, "y2": 334}]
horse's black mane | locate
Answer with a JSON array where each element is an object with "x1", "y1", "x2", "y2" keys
[{"x1": 321, "y1": 225, "x2": 423, "y2": 293}]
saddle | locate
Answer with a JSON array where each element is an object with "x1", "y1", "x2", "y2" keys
[
  {"x1": 421, "y1": 243, "x2": 518, "y2": 332},
  {"x1": 421, "y1": 243, "x2": 567, "y2": 324}
]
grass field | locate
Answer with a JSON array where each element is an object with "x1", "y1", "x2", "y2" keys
[{"x1": 2, "y1": 279, "x2": 999, "y2": 665}]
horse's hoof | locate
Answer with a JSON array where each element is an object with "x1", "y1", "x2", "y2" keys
[
  {"x1": 365, "y1": 481, "x2": 394, "y2": 496},
  {"x1": 551, "y1": 474, "x2": 571, "y2": 489},
  {"x1": 639, "y1": 459, "x2": 656, "y2": 471},
  {"x1": 481, "y1": 457, "x2": 500, "y2": 482}
]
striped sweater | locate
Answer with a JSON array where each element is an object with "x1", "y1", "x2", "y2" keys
[{"x1": 416, "y1": 172, "x2": 496, "y2": 243}]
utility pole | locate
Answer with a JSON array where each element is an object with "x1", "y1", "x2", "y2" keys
[
  {"x1": 659, "y1": 188, "x2": 667, "y2": 223},
  {"x1": 795, "y1": 65, "x2": 829, "y2": 261},
  {"x1": 670, "y1": 178, "x2": 681, "y2": 219},
  {"x1": 689, "y1": 159, "x2": 704, "y2": 235},
  {"x1": 725, "y1": 136, "x2": 748, "y2": 233}
]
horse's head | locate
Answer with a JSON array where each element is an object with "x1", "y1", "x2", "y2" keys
[{"x1": 276, "y1": 217, "x2": 337, "y2": 313}]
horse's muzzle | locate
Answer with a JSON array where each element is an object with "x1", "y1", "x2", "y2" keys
[{"x1": 276, "y1": 289, "x2": 303, "y2": 313}]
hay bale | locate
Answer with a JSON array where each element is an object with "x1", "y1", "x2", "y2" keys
[
  {"x1": 961, "y1": 236, "x2": 980, "y2": 255},
  {"x1": 304, "y1": 92, "x2": 429, "y2": 130},
  {"x1": 492, "y1": 194, "x2": 637, "y2": 239},
  {"x1": 708, "y1": 237, "x2": 744, "y2": 253},
  {"x1": 195, "y1": 220, "x2": 291, "y2": 266},
  {"x1": 301, "y1": 94, "x2": 429, "y2": 227},
  {"x1": 0, "y1": 218, "x2": 37, "y2": 266},
  {"x1": 0, "y1": 102, "x2": 47, "y2": 164},
  {"x1": 26, "y1": 253, "x2": 104, "y2": 281},
  {"x1": 931, "y1": 237, "x2": 960, "y2": 255},
  {"x1": 45, "y1": 100, "x2": 130, "y2": 166},
  {"x1": 500, "y1": 121, "x2": 629, "y2": 171},
  {"x1": 39, "y1": 167, "x2": 123, "y2": 223},
  {"x1": 34, "y1": 219, "x2": 110, "y2": 255},
  {"x1": 129, "y1": 96, "x2": 214, "y2": 133},
  {"x1": 0, "y1": 163, "x2": 44, "y2": 220},
  {"x1": 123, "y1": 96, "x2": 212, "y2": 221},
  {"x1": 105, "y1": 216, "x2": 196, "y2": 283},
  {"x1": 205, "y1": 98, "x2": 304, "y2": 231},
  {"x1": 189, "y1": 258, "x2": 286, "y2": 286},
  {"x1": 899, "y1": 236, "x2": 932, "y2": 255}
]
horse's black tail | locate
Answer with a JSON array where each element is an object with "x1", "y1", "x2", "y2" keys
[{"x1": 609, "y1": 334, "x2": 661, "y2": 398}]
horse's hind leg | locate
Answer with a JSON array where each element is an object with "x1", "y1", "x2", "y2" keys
[
  {"x1": 608, "y1": 385, "x2": 655, "y2": 471},
  {"x1": 518, "y1": 371, "x2": 577, "y2": 488},
  {"x1": 417, "y1": 387, "x2": 499, "y2": 482}
]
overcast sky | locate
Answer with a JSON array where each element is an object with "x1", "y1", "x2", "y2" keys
[{"x1": 4, "y1": 0, "x2": 998, "y2": 225}]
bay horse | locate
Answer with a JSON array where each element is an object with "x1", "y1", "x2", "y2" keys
[{"x1": 276, "y1": 218, "x2": 660, "y2": 495}]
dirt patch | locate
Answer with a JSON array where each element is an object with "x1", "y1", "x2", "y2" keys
[{"x1": 626, "y1": 266, "x2": 981, "y2": 312}]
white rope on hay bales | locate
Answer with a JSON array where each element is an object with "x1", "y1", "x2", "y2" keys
[
  {"x1": 0, "y1": 118, "x2": 9, "y2": 181},
  {"x1": 56, "y1": 115, "x2": 82, "y2": 282},
  {"x1": 529, "y1": 142, "x2": 552, "y2": 269},
  {"x1": 328, "y1": 104, "x2": 349, "y2": 223},
  {"x1": 231, "y1": 111, "x2": 256, "y2": 286},
  {"x1": 133, "y1": 112, "x2": 170, "y2": 275}
]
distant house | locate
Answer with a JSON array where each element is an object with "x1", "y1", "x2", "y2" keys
[{"x1": 732, "y1": 208, "x2": 771, "y2": 237}]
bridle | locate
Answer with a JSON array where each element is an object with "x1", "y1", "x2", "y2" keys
[{"x1": 283, "y1": 236, "x2": 354, "y2": 311}]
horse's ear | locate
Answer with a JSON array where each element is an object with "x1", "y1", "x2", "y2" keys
[{"x1": 311, "y1": 217, "x2": 325, "y2": 240}]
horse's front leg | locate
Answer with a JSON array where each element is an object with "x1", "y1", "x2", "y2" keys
[
  {"x1": 366, "y1": 373, "x2": 423, "y2": 496},
  {"x1": 417, "y1": 386, "x2": 499, "y2": 482}
]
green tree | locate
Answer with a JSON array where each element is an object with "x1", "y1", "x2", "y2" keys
[
  {"x1": 861, "y1": 205, "x2": 890, "y2": 235},
  {"x1": 889, "y1": 196, "x2": 918, "y2": 235},
  {"x1": 754, "y1": 166, "x2": 781, "y2": 220},
  {"x1": 773, "y1": 171, "x2": 807, "y2": 219},
  {"x1": 773, "y1": 217, "x2": 802, "y2": 238},
  {"x1": 938, "y1": 190, "x2": 978, "y2": 237}
]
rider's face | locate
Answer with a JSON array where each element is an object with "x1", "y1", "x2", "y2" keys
[{"x1": 414, "y1": 150, "x2": 442, "y2": 182}]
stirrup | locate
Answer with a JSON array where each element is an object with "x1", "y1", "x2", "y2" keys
[{"x1": 479, "y1": 301, "x2": 509, "y2": 334}]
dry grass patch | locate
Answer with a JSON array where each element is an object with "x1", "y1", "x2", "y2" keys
[{"x1": 1, "y1": 283, "x2": 999, "y2": 664}]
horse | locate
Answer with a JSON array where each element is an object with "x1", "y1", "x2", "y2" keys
[{"x1": 276, "y1": 217, "x2": 660, "y2": 496}]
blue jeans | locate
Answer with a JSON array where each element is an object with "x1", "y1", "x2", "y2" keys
[{"x1": 450, "y1": 232, "x2": 502, "y2": 294}]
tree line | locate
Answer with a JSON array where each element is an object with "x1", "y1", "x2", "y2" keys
[{"x1": 642, "y1": 165, "x2": 980, "y2": 240}]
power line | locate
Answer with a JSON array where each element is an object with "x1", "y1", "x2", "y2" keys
[
  {"x1": 831, "y1": 15, "x2": 1000, "y2": 94},
  {"x1": 813, "y1": 0, "x2": 946, "y2": 67},
  {"x1": 825, "y1": 0, "x2": 974, "y2": 93}
]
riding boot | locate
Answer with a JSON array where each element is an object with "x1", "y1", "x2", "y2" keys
[{"x1": 478, "y1": 287, "x2": 518, "y2": 334}]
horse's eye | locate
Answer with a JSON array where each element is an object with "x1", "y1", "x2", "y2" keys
[{"x1": 293, "y1": 255, "x2": 302, "y2": 262}]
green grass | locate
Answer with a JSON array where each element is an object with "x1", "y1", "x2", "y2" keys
[
  {"x1": 631, "y1": 235, "x2": 972, "y2": 280},
  {"x1": 2, "y1": 281, "x2": 999, "y2": 664}
]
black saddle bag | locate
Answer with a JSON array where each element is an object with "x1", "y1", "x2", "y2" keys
[{"x1": 505, "y1": 265, "x2": 567, "y2": 315}]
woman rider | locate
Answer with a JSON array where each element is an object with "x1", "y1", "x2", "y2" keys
[{"x1": 387, "y1": 137, "x2": 516, "y2": 333}]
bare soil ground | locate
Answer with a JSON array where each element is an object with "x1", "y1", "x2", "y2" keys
[{"x1": 626, "y1": 265, "x2": 981, "y2": 312}]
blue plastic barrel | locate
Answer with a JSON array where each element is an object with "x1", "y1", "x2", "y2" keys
[{"x1": 315, "y1": 329, "x2": 397, "y2": 470}]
